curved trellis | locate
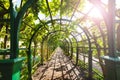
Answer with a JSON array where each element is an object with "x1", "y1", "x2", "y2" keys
[
  {"x1": 26, "y1": 18, "x2": 93, "y2": 79},
  {"x1": 0, "y1": 0, "x2": 120, "y2": 80}
]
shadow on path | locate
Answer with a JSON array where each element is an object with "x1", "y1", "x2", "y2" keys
[{"x1": 33, "y1": 47, "x2": 86, "y2": 80}]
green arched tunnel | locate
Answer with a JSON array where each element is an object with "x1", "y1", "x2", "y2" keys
[{"x1": 0, "y1": 0, "x2": 120, "y2": 80}]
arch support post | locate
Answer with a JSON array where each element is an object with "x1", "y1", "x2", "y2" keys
[
  {"x1": 27, "y1": 50, "x2": 32, "y2": 80},
  {"x1": 9, "y1": 0, "x2": 34, "y2": 80},
  {"x1": 41, "y1": 41, "x2": 44, "y2": 65},
  {"x1": 9, "y1": 0, "x2": 19, "y2": 59},
  {"x1": 70, "y1": 47, "x2": 73, "y2": 59},
  {"x1": 88, "y1": 50, "x2": 92, "y2": 80},
  {"x1": 76, "y1": 47, "x2": 79, "y2": 65},
  {"x1": 102, "y1": 0, "x2": 120, "y2": 80},
  {"x1": 0, "y1": 1, "x2": 27, "y2": 80}
]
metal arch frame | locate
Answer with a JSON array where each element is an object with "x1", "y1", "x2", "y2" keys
[
  {"x1": 28, "y1": 18, "x2": 79, "y2": 53},
  {"x1": 69, "y1": 30, "x2": 92, "y2": 79},
  {"x1": 72, "y1": 32, "x2": 85, "y2": 46},
  {"x1": 7, "y1": 1, "x2": 117, "y2": 80},
  {"x1": 63, "y1": 39, "x2": 70, "y2": 55},
  {"x1": 10, "y1": 0, "x2": 89, "y2": 58},
  {"x1": 66, "y1": 38, "x2": 73, "y2": 59},
  {"x1": 47, "y1": 34, "x2": 67, "y2": 50},
  {"x1": 46, "y1": 32, "x2": 66, "y2": 48},
  {"x1": 72, "y1": 27, "x2": 92, "y2": 79},
  {"x1": 41, "y1": 30, "x2": 83, "y2": 65},
  {"x1": 41, "y1": 30, "x2": 78, "y2": 58},
  {"x1": 9, "y1": 0, "x2": 35, "y2": 58},
  {"x1": 27, "y1": 29, "x2": 73, "y2": 79},
  {"x1": 94, "y1": 21, "x2": 107, "y2": 54},
  {"x1": 90, "y1": 0, "x2": 116, "y2": 57},
  {"x1": 27, "y1": 19, "x2": 71, "y2": 73},
  {"x1": 35, "y1": 29, "x2": 85, "y2": 68},
  {"x1": 64, "y1": 38, "x2": 75, "y2": 56},
  {"x1": 27, "y1": 29, "x2": 66, "y2": 79},
  {"x1": 27, "y1": 18, "x2": 92, "y2": 79},
  {"x1": 64, "y1": 23, "x2": 92, "y2": 79},
  {"x1": 40, "y1": 30, "x2": 67, "y2": 64},
  {"x1": 70, "y1": 32, "x2": 79, "y2": 65}
]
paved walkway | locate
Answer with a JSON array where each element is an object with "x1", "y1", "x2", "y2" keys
[{"x1": 32, "y1": 47, "x2": 85, "y2": 80}]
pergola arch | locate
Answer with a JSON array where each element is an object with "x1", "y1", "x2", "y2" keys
[
  {"x1": 0, "y1": 1, "x2": 119, "y2": 80},
  {"x1": 26, "y1": 18, "x2": 94, "y2": 79}
]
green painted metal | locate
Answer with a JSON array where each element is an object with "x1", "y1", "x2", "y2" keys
[
  {"x1": 27, "y1": 18, "x2": 92, "y2": 79},
  {"x1": 2, "y1": 1, "x2": 117, "y2": 80},
  {"x1": 70, "y1": 33, "x2": 79, "y2": 65},
  {"x1": 41, "y1": 41, "x2": 44, "y2": 64},
  {"x1": 8, "y1": 0, "x2": 35, "y2": 80},
  {"x1": 9, "y1": 0, "x2": 18, "y2": 58},
  {"x1": 27, "y1": 50, "x2": 32, "y2": 80},
  {"x1": 0, "y1": 49, "x2": 10, "y2": 55},
  {"x1": 101, "y1": 0, "x2": 117, "y2": 80},
  {"x1": 102, "y1": 56, "x2": 120, "y2": 80},
  {"x1": 67, "y1": 38, "x2": 73, "y2": 59},
  {"x1": 0, "y1": 57, "x2": 25, "y2": 80},
  {"x1": 10, "y1": 0, "x2": 34, "y2": 58},
  {"x1": 107, "y1": 0, "x2": 116, "y2": 57}
]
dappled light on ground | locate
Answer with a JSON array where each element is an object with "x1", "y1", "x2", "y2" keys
[{"x1": 33, "y1": 47, "x2": 86, "y2": 80}]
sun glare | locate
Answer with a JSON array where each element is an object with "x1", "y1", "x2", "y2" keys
[
  {"x1": 82, "y1": 1, "x2": 102, "y2": 19},
  {"x1": 38, "y1": 13, "x2": 45, "y2": 20},
  {"x1": 82, "y1": 0, "x2": 120, "y2": 19},
  {"x1": 89, "y1": 7, "x2": 102, "y2": 19},
  {"x1": 12, "y1": 0, "x2": 21, "y2": 8}
]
